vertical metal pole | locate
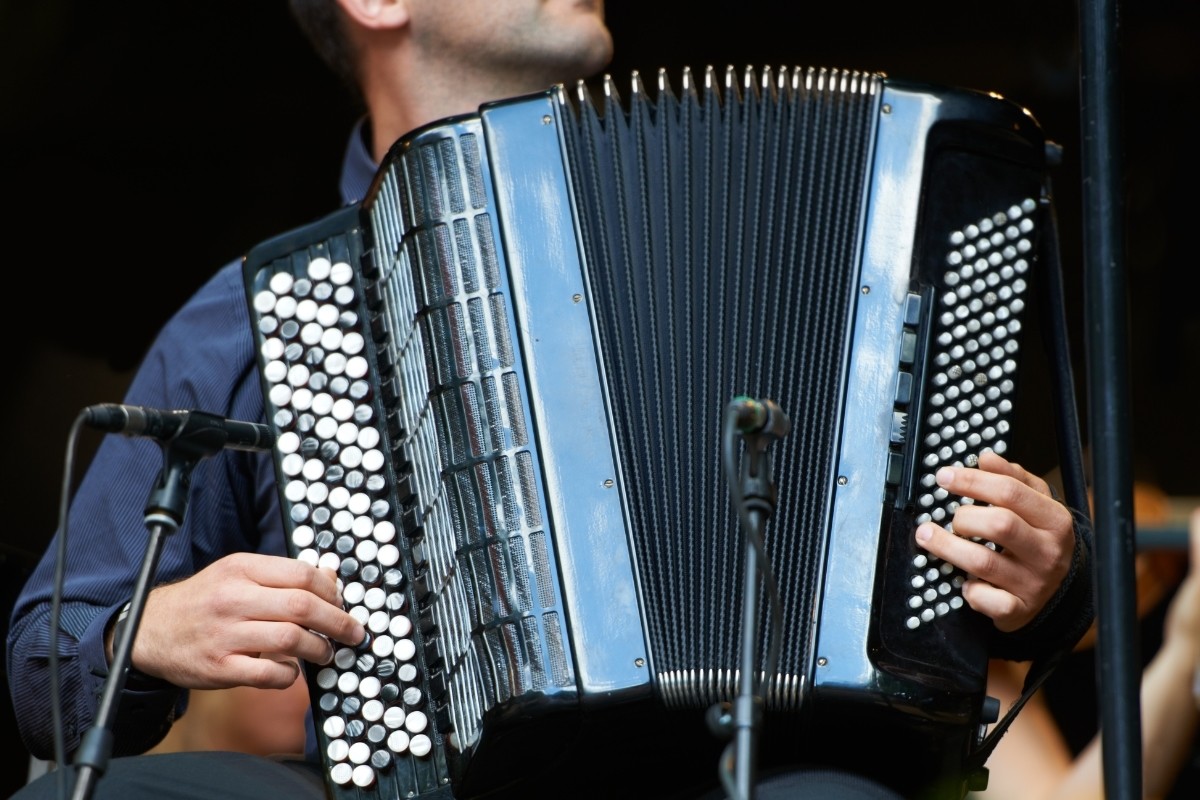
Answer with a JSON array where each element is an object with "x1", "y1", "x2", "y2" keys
[{"x1": 1076, "y1": 1, "x2": 1141, "y2": 797}]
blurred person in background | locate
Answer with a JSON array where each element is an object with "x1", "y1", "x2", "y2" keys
[{"x1": 978, "y1": 484, "x2": 1200, "y2": 799}]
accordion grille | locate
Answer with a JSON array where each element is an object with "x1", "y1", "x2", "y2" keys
[{"x1": 560, "y1": 66, "x2": 881, "y2": 708}]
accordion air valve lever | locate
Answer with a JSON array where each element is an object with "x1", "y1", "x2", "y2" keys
[{"x1": 244, "y1": 64, "x2": 1055, "y2": 799}]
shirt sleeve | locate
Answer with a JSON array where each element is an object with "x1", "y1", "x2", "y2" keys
[{"x1": 5, "y1": 261, "x2": 286, "y2": 759}]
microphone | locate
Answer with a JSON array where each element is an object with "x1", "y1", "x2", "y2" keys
[
  {"x1": 84, "y1": 403, "x2": 275, "y2": 453},
  {"x1": 730, "y1": 396, "x2": 792, "y2": 441}
]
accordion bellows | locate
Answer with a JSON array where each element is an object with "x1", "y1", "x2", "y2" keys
[{"x1": 244, "y1": 65, "x2": 1048, "y2": 799}]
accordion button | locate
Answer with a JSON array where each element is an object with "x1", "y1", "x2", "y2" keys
[
  {"x1": 292, "y1": 525, "x2": 315, "y2": 549},
  {"x1": 405, "y1": 710, "x2": 428, "y2": 734},
  {"x1": 410, "y1": 734, "x2": 432, "y2": 757},
  {"x1": 395, "y1": 638, "x2": 416, "y2": 662},
  {"x1": 254, "y1": 289, "x2": 279, "y2": 314},
  {"x1": 382, "y1": 567, "x2": 404, "y2": 590},
  {"x1": 343, "y1": 582, "x2": 366, "y2": 606},
  {"x1": 368, "y1": 610, "x2": 390, "y2": 634},
  {"x1": 347, "y1": 356, "x2": 369, "y2": 379},
  {"x1": 323, "y1": 716, "x2": 346, "y2": 738},
  {"x1": 337, "y1": 672, "x2": 360, "y2": 695},
  {"x1": 378, "y1": 544, "x2": 400, "y2": 567},
  {"x1": 359, "y1": 563, "x2": 382, "y2": 587},
  {"x1": 373, "y1": 635, "x2": 396, "y2": 658},
  {"x1": 327, "y1": 739, "x2": 350, "y2": 763},
  {"x1": 306, "y1": 257, "x2": 331, "y2": 282},
  {"x1": 352, "y1": 765, "x2": 375, "y2": 788},
  {"x1": 306, "y1": 483, "x2": 330, "y2": 507},
  {"x1": 321, "y1": 326, "x2": 344, "y2": 352},
  {"x1": 363, "y1": 700, "x2": 385, "y2": 723},
  {"x1": 397, "y1": 663, "x2": 419, "y2": 685},
  {"x1": 330, "y1": 261, "x2": 354, "y2": 286},
  {"x1": 370, "y1": 749, "x2": 392, "y2": 771},
  {"x1": 300, "y1": 320, "x2": 322, "y2": 345},
  {"x1": 280, "y1": 319, "x2": 300, "y2": 340},
  {"x1": 348, "y1": 741, "x2": 370, "y2": 765},
  {"x1": 374, "y1": 521, "x2": 397, "y2": 544},
  {"x1": 317, "y1": 302, "x2": 339, "y2": 328},
  {"x1": 338, "y1": 558, "x2": 360, "y2": 580},
  {"x1": 316, "y1": 667, "x2": 338, "y2": 690},
  {"x1": 334, "y1": 647, "x2": 357, "y2": 670},
  {"x1": 390, "y1": 615, "x2": 412, "y2": 639},
  {"x1": 330, "y1": 762, "x2": 352, "y2": 785},
  {"x1": 325, "y1": 352, "x2": 348, "y2": 376},
  {"x1": 364, "y1": 587, "x2": 386, "y2": 610}
]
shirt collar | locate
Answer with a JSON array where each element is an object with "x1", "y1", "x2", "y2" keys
[{"x1": 338, "y1": 116, "x2": 379, "y2": 206}]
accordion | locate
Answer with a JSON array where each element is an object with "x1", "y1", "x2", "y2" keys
[{"x1": 243, "y1": 65, "x2": 1053, "y2": 799}]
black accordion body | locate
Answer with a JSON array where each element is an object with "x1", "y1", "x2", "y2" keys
[{"x1": 243, "y1": 65, "x2": 1052, "y2": 799}]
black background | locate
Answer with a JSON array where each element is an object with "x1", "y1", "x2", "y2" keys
[{"x1": 2, "y1": 1, "x2": 1197, "y2": 795}]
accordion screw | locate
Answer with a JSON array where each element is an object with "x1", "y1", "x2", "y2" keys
[
  {"x1": 634, "y1": 657, "x2": 645, "y2": 668},
  {"x1": 817, "y1": 657, "x2": 828, "y2": 667},
  {"x1": 837, "y1": 476, "x2": 848, "y2": 486},
  {"x1": 881, "y1": 103, "x2": 892, "y2": 115},
  {"x1": 542, "y1": 114, "x2": 553, "y2": 125},
  {"x1": 572, "y1": 293, "x2": 583, "y2": 303},
  {"x1": 603, "y1": 479, "x2": 614, "y2": 488},
  {"x1": 861, "y1": 285, "x2": 870, "y2": 295}
]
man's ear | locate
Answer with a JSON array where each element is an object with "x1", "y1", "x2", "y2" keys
[{"x1": 335, "y1": 0, "x2": 410, "y2": 30}]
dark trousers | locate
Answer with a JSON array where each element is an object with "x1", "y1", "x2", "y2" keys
[
  {"x1": 12, "y1": 753, "x2": 326, "y2": 800},
  {"x1": 13, "y1": 753, "x2": 907, "y2": 800}
]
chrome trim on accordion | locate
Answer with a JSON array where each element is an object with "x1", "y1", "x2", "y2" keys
[{"x1": 243, "y1": 64, "x2": 1051, "y2": 799}]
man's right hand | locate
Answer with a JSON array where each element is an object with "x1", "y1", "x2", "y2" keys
[{"x1": 107, "y1": 552, "x2": 366, "y2": 690}]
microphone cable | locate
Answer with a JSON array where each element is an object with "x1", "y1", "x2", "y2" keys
[
  {"x1": 48, "y1": 408, "x2": 92, "y2": 800},
  {"x1": 717, "y1": 399, "x2": 786, "y2": 800}
]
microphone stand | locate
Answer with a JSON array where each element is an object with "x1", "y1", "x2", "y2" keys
[
  {"x1": 733, "y1": 442, "x2": 779, "y2": 800},
  {"x1": 69, "y1": 426, "x2": 232, "y2": 800},
  {"x1": 716, "y1": 399, "x2": 786, "y2": 800}
]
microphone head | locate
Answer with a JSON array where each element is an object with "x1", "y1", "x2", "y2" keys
[
  {"x1": 83, "y1": 403, "x2": 132, "y2": 433},
  {"x1": 731, "y1": 396, "x2": 791, "y2": 439}
]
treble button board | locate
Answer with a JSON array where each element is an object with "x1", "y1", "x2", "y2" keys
[{"x1": 248, "y1": 238, "x2": 443, "y2": 796}]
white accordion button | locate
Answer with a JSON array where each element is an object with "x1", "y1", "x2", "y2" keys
[
  {"x1": 384, "y1": 706, "x2": 406, "y2": 729},
  {"x1": 410, "y1": 734, "x2": 432, "y2": 757},
  {"x1": 351, "y1": 765, "x2": 375, "y2": 788},
  {"x1": 348, "y1": 741, "x2": 371, "y2": 765},
  {"x1": 327, "y1": 739, "x2": 349, "y2": 763},
  {"x1": 330, "y1": 762, "x2": 353, "y2": 785},
  {"x1": 330, "y1": 261, "x2": 354, "y2": 286}
]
